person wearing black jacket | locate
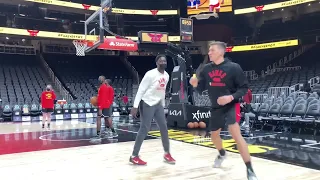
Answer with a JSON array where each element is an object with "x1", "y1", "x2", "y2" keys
[{"x1": 190, "y1": 41, "x2": 258, "y2": 180}]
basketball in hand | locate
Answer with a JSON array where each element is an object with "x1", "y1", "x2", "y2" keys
[{"x1": 90, "y1": 96, "x2": 98, "y2": 106}]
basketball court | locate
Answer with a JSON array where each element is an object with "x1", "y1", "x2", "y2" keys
[
  {"x1": 0, "y1": 1, "x2": 320, "y2": 179},
  {"x1": 1, "y1": 118, "x2": 320, "y2": 179}
]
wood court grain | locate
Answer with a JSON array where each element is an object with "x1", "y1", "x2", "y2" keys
[{"x1": 0, "y1": 139, "x2": 319, "y2": 180}]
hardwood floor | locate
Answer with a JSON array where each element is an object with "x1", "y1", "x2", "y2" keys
[{"x1": 0, "y1": 139, "x2": 319, "y2": 180}]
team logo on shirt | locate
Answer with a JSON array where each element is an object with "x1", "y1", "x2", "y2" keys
[
  {"x1": 45, "y1": 93, "x2": 52, "y2": 99},
  {"x1": 157, "y1": 78, "x2": 166, "y2": 90},
  {"x1": 208, "y1": 69, "x2": 226, "y2": 87}
]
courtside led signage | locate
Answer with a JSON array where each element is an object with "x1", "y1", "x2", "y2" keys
[
  {"x1": 24, "y1": 0, "x2": 178, "y2": 15},
  {"x1": 0, "y1": 27, "x2": 180, "y2": 42},
  {"x1": 87, "y1": 38, "x2": 138, "y2": 52},
  {"x1": 226, "y1": 39, "x2": 299, "y2": 52},
  {"x1": 138, "y1": 31, "x2": 169, "y2": 44},
  {"x1": 234, "y1": 0, "x2": 316, "y2": 15}
]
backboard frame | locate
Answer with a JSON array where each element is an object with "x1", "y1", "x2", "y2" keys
[{"x1": 84, "y1": 0, "x2": 112, "y2": 53}]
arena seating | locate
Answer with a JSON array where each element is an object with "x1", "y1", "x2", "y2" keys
[
  {"x1": 249, "y1": 44, "x2": 320, "y2": 94},
  {"x1": 250, "y1": 91, "x2": 320, "y2": 135},
  {"x1": 258, "y1": 13, "x2": 320, "y2": 42},
  {"x1": 43, "y1": 54, "x2": 134, "y2": 108},
  {"x1": 0, "y1": 54, "x2": 63, "y2": 119},
  {"x1": 0, "y1": 54, "x2": 62, "y2": 104}
]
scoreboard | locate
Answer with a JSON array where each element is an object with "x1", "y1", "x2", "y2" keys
[
  {"x1": 138, "y1": 31, "x2": 169, "y2": 44},
  {"x1": 180, "y1": 18, "x2": 193, "y2": 43}
]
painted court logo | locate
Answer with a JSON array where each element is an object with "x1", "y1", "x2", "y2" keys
[{"x1": 193, "y1": 136, "x2": 211, "y2": 143}]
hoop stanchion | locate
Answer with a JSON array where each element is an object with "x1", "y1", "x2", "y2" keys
[{"x1": 73, "y1": 40, "x2": 88, "y2": 56}]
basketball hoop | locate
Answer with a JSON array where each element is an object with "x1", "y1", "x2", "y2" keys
[{"x1": 73, "y1": 40, "x2": 87, "y2": 56}]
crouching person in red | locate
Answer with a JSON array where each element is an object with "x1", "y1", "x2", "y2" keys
[{"x1": 41, "y1": 85, "x2": 56, "y2": 130}]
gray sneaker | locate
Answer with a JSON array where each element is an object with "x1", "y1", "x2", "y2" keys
[
  {"x1": 247, "y1": 169, "x2": 258, "y2": 180},
  {"x1": 103, "y1": 129, "x2": 113, "y2": 138},
  {"x1": 213, "y1": 155, "x2": 226, "y2": 168},
  {"x1": 112, "y1": 131, "x2": 118, "y2": 137}
]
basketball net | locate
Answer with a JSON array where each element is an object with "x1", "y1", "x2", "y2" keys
[{"x1": 73, "y1": 40, "x2": 87, "y2": 56}]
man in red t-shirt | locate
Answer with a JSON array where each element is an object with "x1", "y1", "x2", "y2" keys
[
  {"x1": 104, "y1": 79, "x2": 117, "y2": 137},
  {"x1": 242, "y1": 88, "x2": 252, "y2": 104},
  {"x1": 41, "y1": 84, "x2": 56, "y2": 130},
  {"x1": 95, "y1": 76, "x2": 113, "y2": 137},
  {"x1": 122, "y1": 95, "x2": 128, "y2": 104},
  {"x1": 241, "y1": 89, "x2": 254, "y2": 134}
]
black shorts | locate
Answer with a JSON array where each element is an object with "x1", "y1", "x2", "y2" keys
[
  {"x1": 109, "y1": 105, "x2": 113, "y2": 116},
  {"x1": 208, "y1": 103, "x2": 241, "y2": 132},
  {"x1": 98, "y1": 108, "x2": 111, "y2": 118},
  {"x1": 42, "y1": 108, "x2": 54, "y2": 113}
]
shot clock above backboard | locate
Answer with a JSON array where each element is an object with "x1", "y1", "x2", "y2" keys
[{"x1": 180, "y1": 18, "x2": 193, "y2": 43}]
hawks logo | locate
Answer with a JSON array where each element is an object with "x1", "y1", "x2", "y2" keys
[
  {"x1": 45, "y1": 93, "x2": 52, "y2": 99},
  {"x1": 208, "y1": 69, "x2": 226, "y2": 87},
  {"x1": 226, "y1": 46, "x2": 234, "y2": 52},
  {"x1": 27, "y1": 30, "x2": 39, "y2": 36},
  {"x1": 255, "y1": 5, "x2": 265, "y2": 12},
  {"x1": 150, "y1": 10, "x2": 159, "y2": 15},
  {"x1": 157, "y1": 78, "x2": 166, "y2": 90},
  {"x1": 82, "y1": 4, "x2": 91, "y2": 10},
  {"x1": 147, "y1": 33, "x2": 163, "y2": 42},
  {"x1": 158, "y1": 78, "x2": 166, "y2": 87}
]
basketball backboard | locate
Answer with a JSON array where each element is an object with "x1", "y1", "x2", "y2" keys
[{"x1": 83, "y1": 0, "x2": 113, "y2": 53}]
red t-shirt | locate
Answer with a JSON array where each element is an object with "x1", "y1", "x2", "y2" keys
[
  {"x1": 108, "y1": 85, "x2": 114, "y2": 106},
  {"x1": 243, "y1": 89, "x2": 252, "y2": 104},
  {"x1": 122, "y1": 96, "x2": 128, "y2": 104},
  {"x1": 41, "y1": 91, "x2": 56, "y2": 109},
  {"x1": 98, "y1": 84, "x2": 114, "y2": 109}
]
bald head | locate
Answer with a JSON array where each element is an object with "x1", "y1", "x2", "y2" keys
[
  {"x1": 105, "y1": 79, "x2": 112, "y2": 85},
  {"x1": 98, "y1": 76, "x2": 106, "y2": 84},
  {"x1": 46, "y1": 84, "x2": 52, "y2": 91}
]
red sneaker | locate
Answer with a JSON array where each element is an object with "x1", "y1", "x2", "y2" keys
[
  {"x1": 129, "y1": 156, "x2": 147, "y2": 165},
  {"x1": 164, "y1": 153, "x2": 176, "y2": 164}
]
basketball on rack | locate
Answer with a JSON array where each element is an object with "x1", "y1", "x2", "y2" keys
[
  {"x1": 193, "y1": 122, "x2": 199, "y2": 128},
  {"x1": 187, "y1": 122, "x2": 194, "y2": 129},
  {"x1": 199, "y1": 121, "x2": 206, "y2": 129},
  {"x1": 90, "y1": 96, "x2": 98, "y2": 106}
]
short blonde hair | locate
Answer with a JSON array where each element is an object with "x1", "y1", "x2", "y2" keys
[{"x1": 209, "y1": 41, "x2": 227, "y2": 53}]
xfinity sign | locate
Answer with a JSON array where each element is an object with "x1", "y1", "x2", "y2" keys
[
  {"x1": 169, "y1": 110, "x2": 182, "y2": 116},
  {"x1": 192, "y1": 110, "x2": 211, "y2": 121}
]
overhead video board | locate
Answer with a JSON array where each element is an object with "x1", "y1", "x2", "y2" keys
[{"x1": 187, "y1": 0, "x2": 233, "y2": 15}]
